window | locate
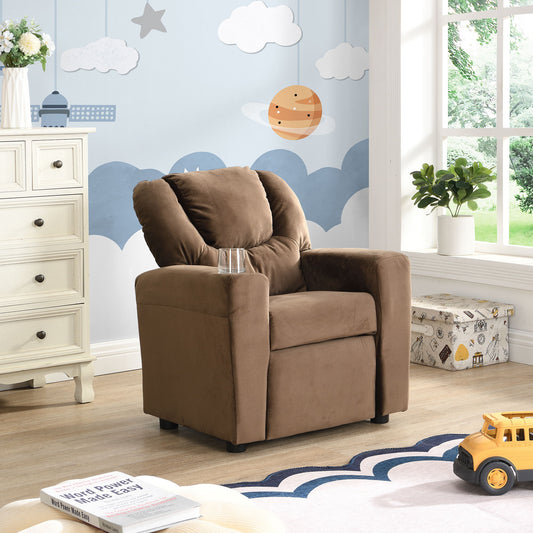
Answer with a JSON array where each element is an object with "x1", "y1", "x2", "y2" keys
[{"x1": 442, "y1": 0, "x2": 533, "y2": 256}]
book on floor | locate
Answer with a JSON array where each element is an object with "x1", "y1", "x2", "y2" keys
[{"x1": 40, "y1": 471, "x2": 200, "y2": 533}]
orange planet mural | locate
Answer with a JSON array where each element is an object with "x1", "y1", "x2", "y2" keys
[{"x1": 268, "y1": 85, "x2": 322, "y2": 140}]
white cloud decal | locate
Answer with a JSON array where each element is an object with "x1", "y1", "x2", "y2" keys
[
  {"x1": 307, "y1": 188, "x2": 369, "y2": 249},
  {"x1": 218, "y1": 1, "x2": 302, "y2": 54},
  {"x1": 315, "y1": 42, "x2": 369, "y2": 81},
  {"x1": 61, "y1": 37, "x2": 139, "y2": 75},
  {"x1": 90, "y1": 232, "x2": 156, "y2": 342}
]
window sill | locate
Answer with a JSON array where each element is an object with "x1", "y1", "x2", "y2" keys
[{"x1": 403, "y1": 249, "x2": 533, "y2": 291}]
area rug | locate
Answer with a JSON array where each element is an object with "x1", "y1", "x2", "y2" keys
[{"x1": 227, "y1": 434, "x2": 533, "y2": 532}]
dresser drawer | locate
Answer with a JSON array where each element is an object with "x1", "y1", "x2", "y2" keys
[
  {"x1": 0, "y1": 141, "x2": 26, "y2": 194},
  {"x1": 0, "y1": 305, "x2": 84, "y2": 363},
  {"x1": 32, "y1": 139, "x2": 83, "y2": 189},
  {"x1": 0, "y1": 250, "x2": 83, "y2": 308},
  {"x1": 0, "y1": 195, "x2": 83, "y2": 249}
]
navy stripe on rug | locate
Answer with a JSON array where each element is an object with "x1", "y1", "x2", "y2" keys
[{"x1": 226, "y1": 433, "x2": 467, "y2": 499}]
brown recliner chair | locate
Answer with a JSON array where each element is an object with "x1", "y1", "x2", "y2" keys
[{"x1": 133, "y1": 166, "x2": 411, "y2": 452}]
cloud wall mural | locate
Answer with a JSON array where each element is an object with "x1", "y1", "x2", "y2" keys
[
  {"x1": 0, "y1": 0, "x2": 369, "y2": 344},
  {"x1": 61, "y1": 37, "x2": 139, "y2": 74},
  {"x1": 218, "y1": 1, "x2": 302, "y2": 53},
  {"x1": 88, "y1": 162, "x2": 163, "y2": 249},
  {"x1": 316, "y1": 42, "x2": 369, "y2": 81},
  {"x1": 252, "y1": 139, "x2": 368, "y2": 231},
  {"x1": 88, "y1": 139, "x2": 368, "y2": 248}
]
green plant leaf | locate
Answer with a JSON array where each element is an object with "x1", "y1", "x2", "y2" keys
[
  {"x1": 417, "y1": 196, "x2": 439, "y2": 209},
  {"x1": 467, "y1": 200, "x2": 479, "y2": 211},
  {"x1": 470, "y1": 188, "x2": 491, "y2": 199},
  {"x1": 457, "y1": 188, "x2": 467, "y2": 200},
  {"x1": 410, "y1": 157, "x2": 496, "y2": 214},
  {"x1": 437, "y1": 172, "x2": 455, "y2": 182},
  {"x1": 432, "y1": 181, "x2": 446, "y2": 195}
]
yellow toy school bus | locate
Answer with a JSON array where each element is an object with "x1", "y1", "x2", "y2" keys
[{"x1": 454, "y1": 411, "x2": 533, "y2": 495}]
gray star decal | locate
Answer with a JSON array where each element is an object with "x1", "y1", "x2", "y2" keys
[{"x1": 131, "y1": 2, "x2": 167, "y2": 39}]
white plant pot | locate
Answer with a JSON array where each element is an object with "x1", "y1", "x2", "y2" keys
[
  {"x1": 1, "y1": 67, "x2": 32, "y2": 129},
  {"x1": 437, "y1": 215, "x2": 475, "y2": 256}
]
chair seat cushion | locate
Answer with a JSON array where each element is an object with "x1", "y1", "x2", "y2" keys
[{"x1": 269, "y1": 291, "x2": 377, "y2": 350}]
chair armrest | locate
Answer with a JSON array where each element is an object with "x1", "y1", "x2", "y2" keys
[
  {"x1": 136, "y1": 265, "x2": 267, "y2": 316},
  {"x1": 135, "y1": 265, "x2": 270, "y2": 445},
  {"x1": 300, "y1": 249, "x2": 411, "y2": 416}
]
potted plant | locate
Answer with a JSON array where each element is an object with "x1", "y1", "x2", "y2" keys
[
  {"x1": 410, "y1": 158, "x2": 496, "y2": 255},
  {"x1": 0, "y1": 17, "x2": 54, "y2": 128}
]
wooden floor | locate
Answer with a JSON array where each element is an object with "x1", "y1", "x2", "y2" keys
[{"x1": 2, "y1": 361, "x2": 533, "y2": 507}]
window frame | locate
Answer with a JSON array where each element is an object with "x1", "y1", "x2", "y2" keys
[
  {"x1": 441, "y1": 0, "x2": 533, "y2": 257},
  {"x1": 369, "y1": 0, "x2": 533, "y2": 366}
]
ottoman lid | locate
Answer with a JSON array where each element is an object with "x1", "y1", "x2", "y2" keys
[{"x1": 412, "y1": 293, "x2": 514, "y2": 323}]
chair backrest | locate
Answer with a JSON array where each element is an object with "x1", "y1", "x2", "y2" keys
[{"x1": 133, "y1": 166, "x2": 311, "y2": 295}]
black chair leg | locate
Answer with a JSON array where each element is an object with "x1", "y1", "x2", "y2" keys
[
  {"x1": 226, "y1": 442, "x2": 247, "y2": 453},
  {"x1": 159, "y1": 418, "x2": 179, "y2": 430},
  {"x1": 370, "y1": 414, "x2": 389, "y2": 424}
]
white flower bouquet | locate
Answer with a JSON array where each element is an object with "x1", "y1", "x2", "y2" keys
[{"x1": 0, "y1": 17, "x2": 54, "y2": 70}]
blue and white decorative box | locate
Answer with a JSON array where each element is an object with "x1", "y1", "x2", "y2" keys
[{"x1": 411, "y1": 293, "x2": 514, "y2": 371}]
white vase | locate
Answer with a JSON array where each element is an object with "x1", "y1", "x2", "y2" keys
[
  {"x1": 437, "y1": 215, "x2": 475, "y2": 256},
  {"x1": 1, "y1": 67, "x2": 32, "y2": 129}
]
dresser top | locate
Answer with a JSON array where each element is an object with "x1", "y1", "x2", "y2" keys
[{"x1": 0, "y1": 127, "x2": 96, "y2": 137}]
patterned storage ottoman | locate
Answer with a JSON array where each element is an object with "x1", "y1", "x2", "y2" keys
[{"x1": 411, "y1": 293, "x2": 514, "y2": 371}]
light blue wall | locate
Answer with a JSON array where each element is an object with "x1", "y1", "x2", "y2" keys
[{"x1": 1, "y1": 0, "x2": 369, "y2": 343}]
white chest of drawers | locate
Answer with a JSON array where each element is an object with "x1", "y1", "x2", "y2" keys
[{"x1": 0, "y1": 128, "x2": 95, "y2": 403}]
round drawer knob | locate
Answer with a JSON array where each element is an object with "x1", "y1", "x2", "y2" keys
[
  {"x1": 36, "y1": 331, "x2": 47, "y2": 340},
  {"x1": 35, "y1": 274, "x2": 45, "y2": 283},
  {"x1": 53, "y1": 160, "x2": 63, "y2": 169},
  {"x1": 33, "y1": 218, "x2": 45, "y2": 227}
]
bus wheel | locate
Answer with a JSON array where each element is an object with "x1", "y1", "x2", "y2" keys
[{"x1": 479, "y1": 462, "x2": 515, "y2": 495}]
